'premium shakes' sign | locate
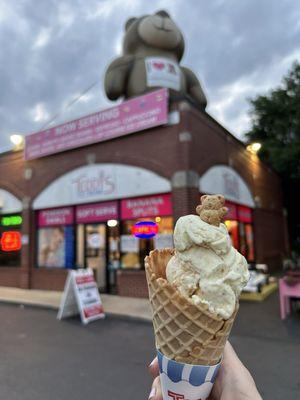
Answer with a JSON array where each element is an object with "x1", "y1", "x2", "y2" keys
[{"x1": 38, "y1": 207, "x2": 74, "y2": 227}]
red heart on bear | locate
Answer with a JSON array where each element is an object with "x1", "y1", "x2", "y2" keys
[{"x1": 153, "y1": 62, "x2": 165, "y2": 70}]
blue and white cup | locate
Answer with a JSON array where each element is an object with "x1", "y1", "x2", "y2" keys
[{"x1": 157, "y1": 350, "x2": 221, "y2": 400}]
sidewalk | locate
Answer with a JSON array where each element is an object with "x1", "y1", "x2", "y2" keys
[{"x1": 0, "y1": 286, "x2": 152, "y2": 321}]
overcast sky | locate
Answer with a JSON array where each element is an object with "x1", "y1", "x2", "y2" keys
[{"x1": 0, "y1": 0, "x2": 299, "y2": 151}]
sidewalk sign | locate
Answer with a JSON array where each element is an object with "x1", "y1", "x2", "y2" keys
[{"x1": 57, "y1": 268, "x2": 105, "y2": 324}]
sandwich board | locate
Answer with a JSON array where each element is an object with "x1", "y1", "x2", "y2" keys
[{"x1": 57, "y1": 268, "x2": 105, "y2": 324}]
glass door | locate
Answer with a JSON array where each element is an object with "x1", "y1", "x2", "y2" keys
[{"x1": 85, "y1": 224, "x2": 107, "y2": 291}]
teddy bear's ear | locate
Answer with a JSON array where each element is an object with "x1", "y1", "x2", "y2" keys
[
  {"x1": 125, "y1": 17, "x2": 137, "y2": 31},
  {"x1": 201, "y1": 195, "x2": 208, "y2": 202},
  {"x1": 217, "y1": 194, "x2": 224, "y2": 202},
  {"x1": 156, "y1": 10, "x2": 171, "y2": 18}
]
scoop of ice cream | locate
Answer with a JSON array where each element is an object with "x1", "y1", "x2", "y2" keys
[{"x1": 166, "y1": 215, "x2": 249, "y2": 319}]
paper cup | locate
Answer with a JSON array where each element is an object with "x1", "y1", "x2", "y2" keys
[{"x1": 157, "y1": 350, "x2": 221, "y2": 400}]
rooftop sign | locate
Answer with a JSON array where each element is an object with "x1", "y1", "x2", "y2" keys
[{"x1": 25, "y1": 89, "x2": 168, "y2": 160}]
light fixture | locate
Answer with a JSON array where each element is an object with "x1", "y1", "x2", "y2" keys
[
  {"x1": 246, "y1": 142, "x2": 261, "y2": 154},
  {"x1": 107, "y1": 219, "x2": 118, "y2": 227},
  {"x1": 10, "y1": 134, "x2": 24, "y2": 149},
  {"x1": 155, "y1": 216, "x2": 161, "y2": 223}
]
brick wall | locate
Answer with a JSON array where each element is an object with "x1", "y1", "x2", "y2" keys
[{"x1": 116, "y1": 270, "x2": 148, "y2": 298}]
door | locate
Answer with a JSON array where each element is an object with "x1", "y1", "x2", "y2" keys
[{"x1": 85, "y1": 224, "x2": 107, "y2": 290}]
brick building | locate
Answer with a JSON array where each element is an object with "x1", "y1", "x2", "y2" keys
[{"x1": 0, "y1": 92, "x2": 289, "y2": 297}]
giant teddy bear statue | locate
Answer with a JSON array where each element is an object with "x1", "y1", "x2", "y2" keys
[{"x1": 104, "y1": 10, "x2": 207, "y2": 109}]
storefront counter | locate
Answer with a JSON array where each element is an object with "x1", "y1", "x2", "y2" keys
[{"x1": 117, "y1": 269, "x2": 148, "y2": 298}]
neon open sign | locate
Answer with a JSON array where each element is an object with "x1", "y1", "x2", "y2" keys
[
  {"x1": 1, "y1": 215, "x2": 23, "y2": 226},
  {"x1": 0, "y1": 231, "x2": 22, "y2": 252},
  {"x1": 132, "y1": 221, "x2": 158, "y2": 239}
]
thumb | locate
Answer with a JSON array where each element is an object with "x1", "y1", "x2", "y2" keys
[{"x1": 148, "y1": 357, "x2": 160, "y2": 378}]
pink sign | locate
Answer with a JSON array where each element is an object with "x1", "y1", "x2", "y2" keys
[
  {"x1": 38, "y1": 207, "x2": 74, "y2": 227},
  {"x1": 121, "y1": 194, "x2": 172, "y2": 220},
  {"x1": 238, "y1": 205, "x2": 252, "y2": 223},
  {"x1": 76, "y1": 201, "x2": 118, "y2": 223},
  {"x1": 25, "y1": 89, "x2": 168, "y2": 160},
  {"x1": 225, "y1": 201, "x2": 238, "y2": 220}
]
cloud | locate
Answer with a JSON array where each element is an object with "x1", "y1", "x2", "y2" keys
[
  {"x1": 0, "y1": 0, "x2": 300, "y2": 152},
  {"x1": 30, "y1": 103, "x2": 50, "y2": 123}
]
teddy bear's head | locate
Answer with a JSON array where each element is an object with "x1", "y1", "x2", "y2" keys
[
  {"x1": 196, "y1": 195, "x2": 228, "y2": 226},
  {"x1": 123, "y1": 10, "x2": 185, "y2": 61},
  {"x1": 200, "y1": 194, "x2": 225, "y2": 210}
]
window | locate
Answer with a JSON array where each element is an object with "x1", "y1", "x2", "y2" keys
[{"x1": 37, "y1": 226, "x2": 75, "y2": 268}]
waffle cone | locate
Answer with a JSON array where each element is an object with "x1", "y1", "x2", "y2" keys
[{"x1": 145, "y1": 249, "x2": 238, "y2": 365}]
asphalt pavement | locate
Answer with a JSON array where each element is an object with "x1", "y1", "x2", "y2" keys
[{"x1": 0, "y1": 292, "x2": 299, "y2": 400}]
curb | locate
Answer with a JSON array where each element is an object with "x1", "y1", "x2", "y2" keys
[{"x1": 0, "y1": 298, "x2": 152, "y2": 323}]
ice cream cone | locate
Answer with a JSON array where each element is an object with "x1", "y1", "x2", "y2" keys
[{"x1": 145, "y1": 248, "x2": 238, "y2": 366}]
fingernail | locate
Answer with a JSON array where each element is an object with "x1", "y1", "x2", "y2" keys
[
  {"x1": 148, "y1": 386, "x2": 156, "y2": 399},
  {"x1": 148, "y1": 358, "x2": 155, "y2": 368}
]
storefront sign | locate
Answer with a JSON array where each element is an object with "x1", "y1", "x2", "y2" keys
[
  {"x1": 0, "y1": 231, "x2": 22, "y2": 251},
  {"x1": 1, "y1": 215, "x2": 22, "y2": 226},
  {"x1": 199, "y1": 166, "x2": 255, "y2": 208},
  {"x1": 76, "y1": 201, "x2": 118, "y2": 223},
  {"x1": 132, "y1": 221, "x2": 158, "y2": 239},
  {"x1": 225, "y1": 202, "x2": 238, "y2": 220},
  {"x1": 33, "y1": 164, "x2": 171, "y2": 209},
  {"x1": 25, "y1": 89, "x2": 168, "y2": 160},
  {"x1": 121, "y1": 193, "x2": 172, "y2": 219},
  {"x1": 238, "y1": 205, "x2": 252, "y2": 223},
  {"x1": 120, "y1": 235, "x2": 139, "y2": 253},
  {"x1": 57, "y1": 268, "x2": 105, "y2": 325},
  {"x1": 38, "y1": 207, "x2": 74, "y2": 227}
]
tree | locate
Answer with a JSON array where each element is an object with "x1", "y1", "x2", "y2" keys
[{"x1": 246, "y1": 61, "x2": 300, "y2": 254}]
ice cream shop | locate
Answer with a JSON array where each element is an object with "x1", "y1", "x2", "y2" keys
[
  {"x1": 32, "y1": 162, "x2": 174, "y2": 294},
  {"x1": 0, "y1": 89, "x2": 288, "y2": 297}
]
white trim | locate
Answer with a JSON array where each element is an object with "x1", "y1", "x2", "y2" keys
[
  {"x1": 181, "y1": 364, "x2": 193, "y2": 381},
  {"x1": 205, "y1": 366, "x2": 215, "y2": 382},
  {"x1": 0, "y1": 189, "x2": 22, "y2": 214},
  {"x1": 162, "y1": 355, "x2": 169, "y2": 374},
  {"x1": 33, "y1": 163, "x2": 171, "y2": 210}
]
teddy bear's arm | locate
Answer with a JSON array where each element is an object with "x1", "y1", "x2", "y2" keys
[
  {"x1": 181, "y1": 66, "x2": 207, "y2": 109},
  {"x1": 104, "y1": 55, "x2": 134, "y2": 100}
]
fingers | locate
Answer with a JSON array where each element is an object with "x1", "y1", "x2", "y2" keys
[
  {"x1": 223, "y1": 341, "x2": 243, "y2": 368},
  {"x1": 148, "y1": 357, "x2": 160, "y2": 378},
  {"x1": 148, "y1": 376, "x2": 163, "y2": 400}
]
